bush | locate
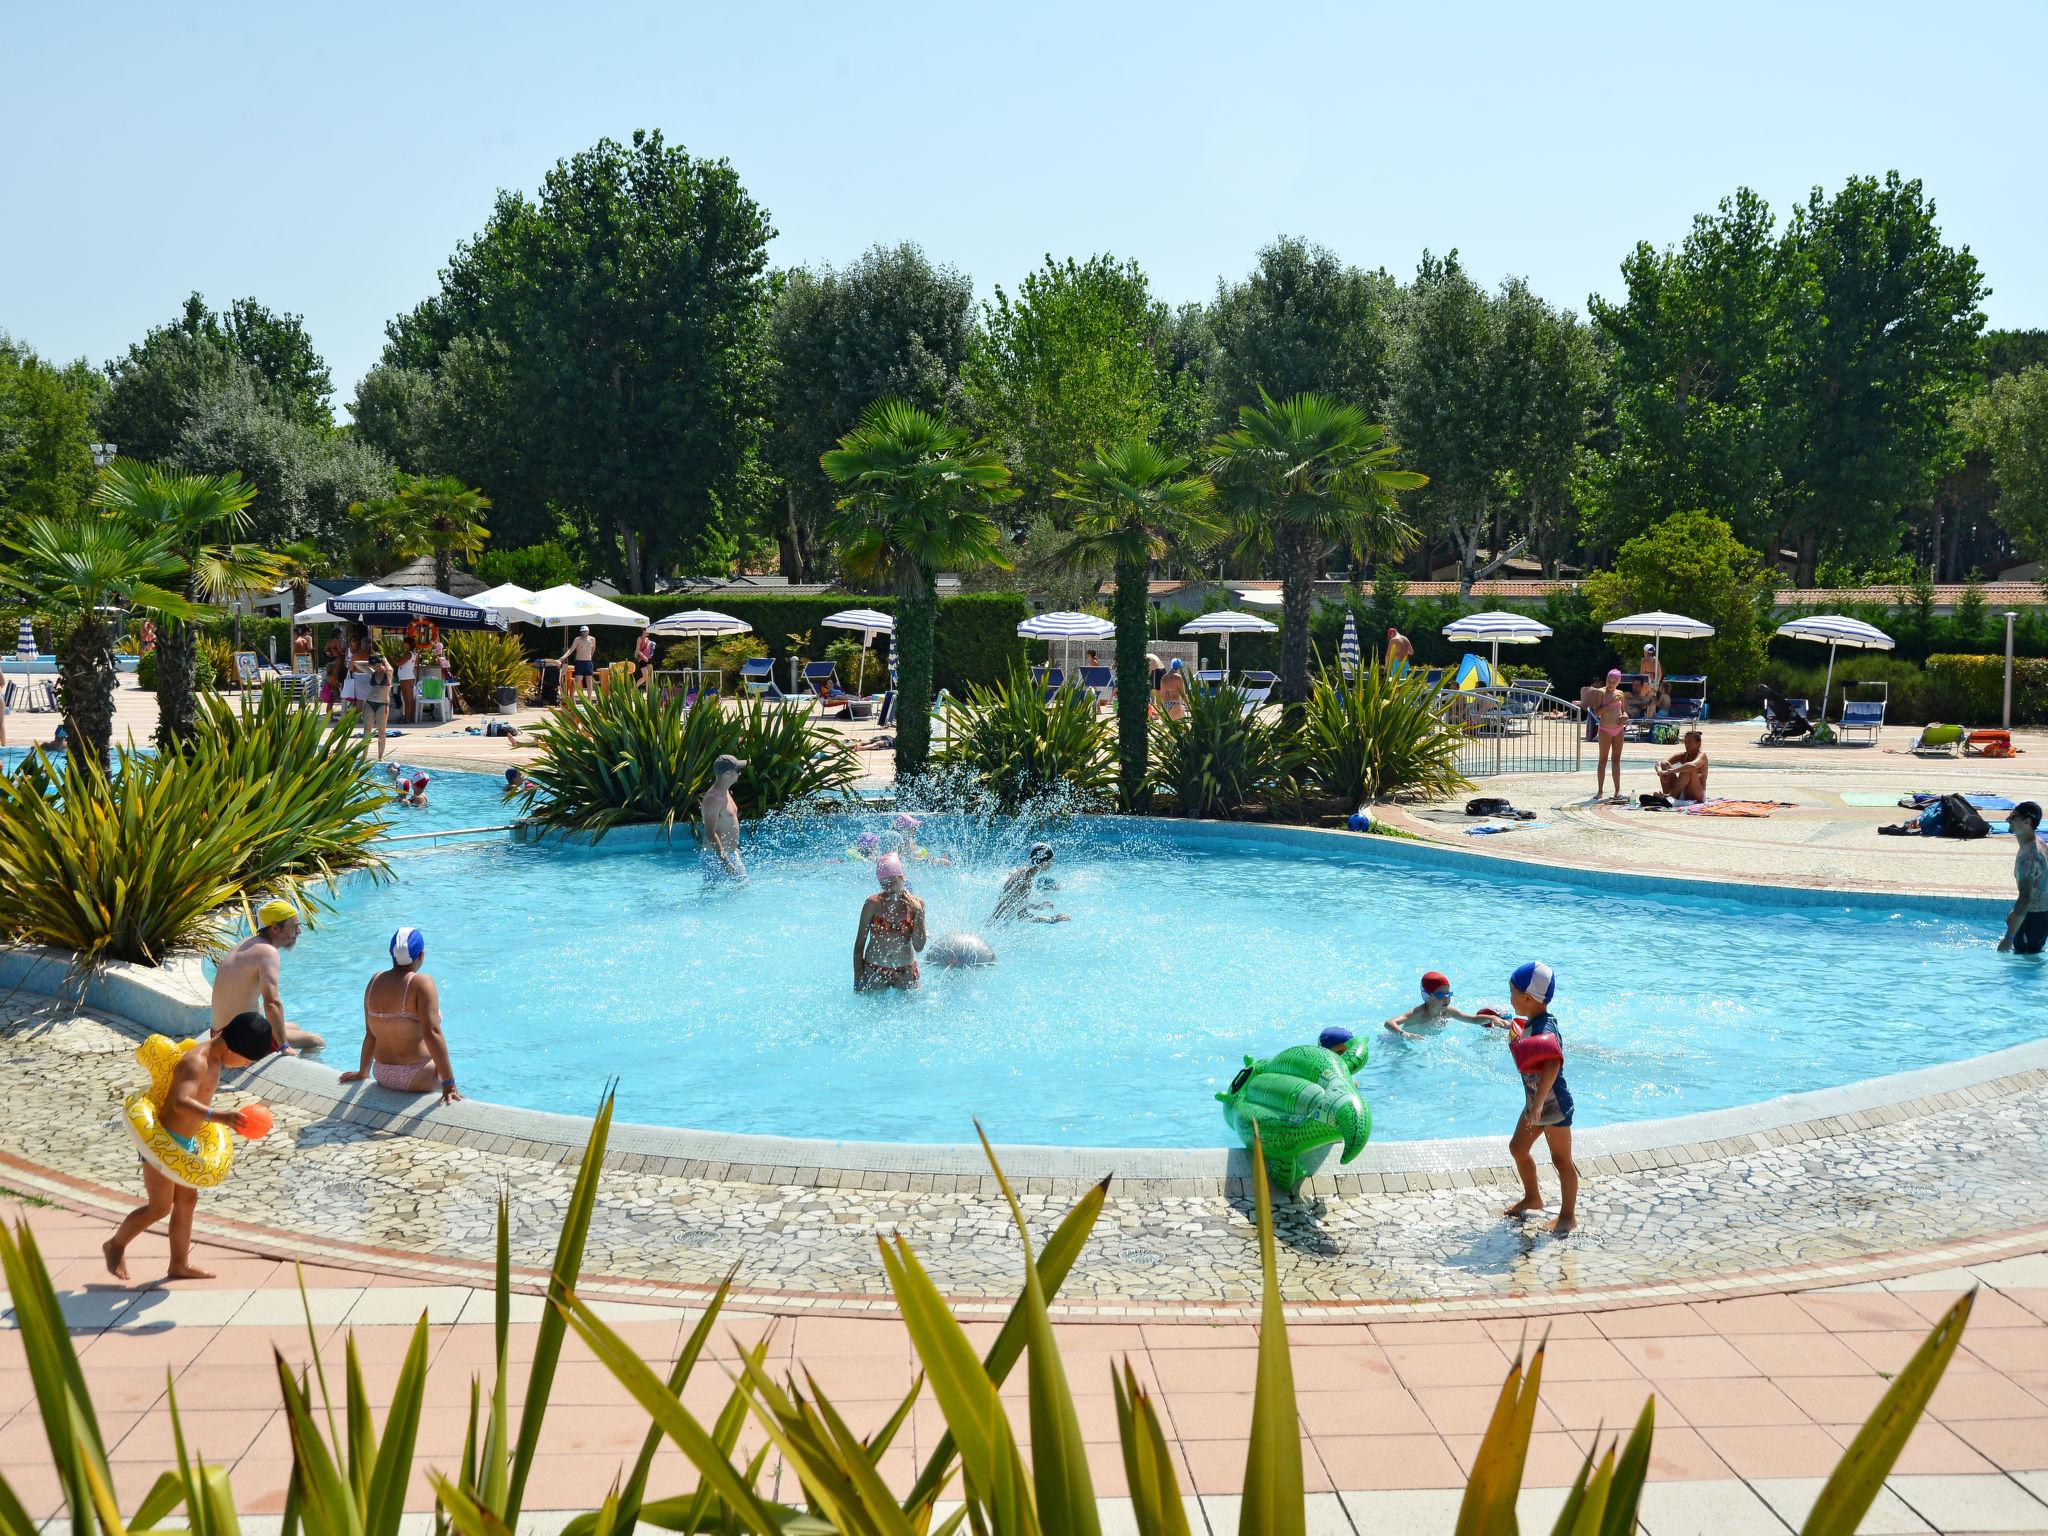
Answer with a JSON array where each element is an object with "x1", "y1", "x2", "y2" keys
[
  {"x1": 199, "y1": 634, "x2": 240, "y2": 690},
  {"x1": 0, "y1": 689, "x2": 387, "y2": 966},
  {"x1": 444, "y1": 631, "x2": 534, "y2": 706},
  {"x1": 135, "y1": 644, "x2": 216, "y2": 695},
  {"x1": 1297, "y1": 665, "x2": 1472, "y2": 805},
  {"x1": 476, "y1": 539, "x2": 581, "y2": 591},
  {"x1": 702, "y1": 634, "x2": 769, "y2": 694},
  {"x1": 935, "y1": 663, "x2": 1115, "y2": 811},
  {"x1": 1584, "y1": 510, "x2": 1777, "y2": 691},
  {"x1": 1760, "y1": 654, "x2": 1938, "y2": 724},
  {"x1": 519, "y1": 675, "x2": 856, "y2": 836},
  {"x1": 1148, "y1": 683, "x2": 1294, "y2": 818},
  {"x1": 1926, "y1": 653, "x2": 2048, "y2": 726},
  {"x1": 823, "y1": 636, "x2": 884, "y2": 694}
]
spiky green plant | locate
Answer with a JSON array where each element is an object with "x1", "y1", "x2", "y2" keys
[
  {"x1": 442, "y1": 630, "x2": 533, "y2": 705},
  {"x1": 0, "y1": 1094, "x2": 1981, "y2": 1536},
  {"x1": 1147, "y1": 681, "x2": 1296, "y2": 818},
  {"x1": 519, "y1": 674, "x2": 856, "y2": 837},
  {"x1": 1296, "y1": 662, "x2": 1471, "y2": 806},
  {"x1": 934, "y1": 662, "x2": 1115, "y2": 812}
]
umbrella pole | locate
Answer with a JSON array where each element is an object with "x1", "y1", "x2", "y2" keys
[{"x1": 1820, "y1": 643, "x2": 1837, "y2": 736}]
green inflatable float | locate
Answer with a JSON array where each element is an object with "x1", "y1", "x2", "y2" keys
[{"x1": 1216, "y1": 1027, "x2": 1372, "y2": 1194}]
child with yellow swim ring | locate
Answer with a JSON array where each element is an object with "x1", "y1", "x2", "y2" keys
[{"x1": 103, "y1": 1012, "x2": 278, "y2": 1282}]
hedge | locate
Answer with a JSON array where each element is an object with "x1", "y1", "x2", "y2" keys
[{"x1": 1925, "y1": 653, "x2": 2048, "y2": 727}]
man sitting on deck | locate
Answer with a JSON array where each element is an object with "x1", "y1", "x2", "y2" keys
[{"x1": 1655, "y1": 730, "x2": 1709, "y2": 801}]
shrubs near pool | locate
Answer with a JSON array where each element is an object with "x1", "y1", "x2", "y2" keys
[
  {"x1": 0, "y1": 1097, "x2": 1976, "y2": 1535},
  {"x1": 934, "y1": 663, "x2": 1116, "y2": 810},
  {"x1": 519, "y1": 673, "x2": 856, "y2": 836},
  {"x1": 1148, "y1": 680, "x2": 1295, "y2": 817},
  {"x1": 1297, "y1": 664, "x2": 1470, "y2": 806},
  {"x1": 443, "y1": 630, "x2": 534, "y2": 706}
]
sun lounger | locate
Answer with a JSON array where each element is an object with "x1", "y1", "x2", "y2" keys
[
  {"x1": 1078, "y1": 665, "x2": 1114, "y2": 705},
  {"x1": 1238, "y1": 671, "x2": 1277, "y2": 715},
  {"x1": 1838, "y1": 697, "x2": 1885, "y2": 744},
  {"x1": 1966, "y1": 729, "x2": 2018, "y2": 759},
  {"x1": 1194, "y1": 668, "x2": 1224, "y2": 698},
  {"x1": 803, "y1": 660, "x2": 855, "y2": 711},
  {"x1": 739, "y1": 657, "x2": 777, "y2": 697},
  {"x1": 1040, "y1": 667, "x2": 1066, "y2": 705},
  {"x1": 1910, "y1": 723, "x2": 1963, "y2": 756}
]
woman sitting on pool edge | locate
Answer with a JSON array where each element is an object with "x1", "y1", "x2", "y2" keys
[
  {"x1": 854, "y1": 853, "x2": 926, "y2": 991},
  {"x1": 340, "y1": 927, "x2": 462, "y2": 1103}
]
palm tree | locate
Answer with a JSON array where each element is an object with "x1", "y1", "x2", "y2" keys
[
  {"x1": 349, "y1": 473, "x2": 491, "y2": 591},
  {"x1": 92, "y1": 460, "x2": 280, "y2": 747},
  {"x1": 1057, "y1": 439, "x2": 1218, "y2": 806},
  {"x1": 0, "y1": 515, "x2": 197, "y2": 771},
  {"x1": 822, "y1": 401, "x2": 1016, "y2": 777},
  {"x1": 1207, "y1": 392, "x2": 1425, "y2": 711}
]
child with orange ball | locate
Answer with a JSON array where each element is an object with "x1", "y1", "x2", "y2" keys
[{"x1": 102, "y1": 1012, "x2": 276, "y2": 1282}]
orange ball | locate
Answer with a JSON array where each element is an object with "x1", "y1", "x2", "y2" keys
[{"x1": 232, "y1": 1103, "x2": 275, "y2": 1140}]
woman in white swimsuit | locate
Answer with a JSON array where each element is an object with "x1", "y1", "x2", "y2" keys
[{"x1": 340, "y1": 927, "x2": 461, "y2": 1103}]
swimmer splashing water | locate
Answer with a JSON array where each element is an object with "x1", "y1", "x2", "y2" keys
[{"x1": 854, "y1": 852, "x2": 926, "y2": 991}]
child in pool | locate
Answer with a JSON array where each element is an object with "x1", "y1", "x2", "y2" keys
[
  {"x1": 103, "y1": 1012, "x2": 275, "y2": 1281},
  {"x1": 1498, "y1": 960, "x2": 1578, "y2": 1236},
  {"x1": 1383, "y1": 970, "x2": 1500, "y2": 1038}
]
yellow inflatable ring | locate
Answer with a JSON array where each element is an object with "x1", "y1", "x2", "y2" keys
[{"x1": 122, "y1": 1035, "x2": 233, "y2": 1189}]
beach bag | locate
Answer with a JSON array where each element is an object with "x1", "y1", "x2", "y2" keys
[{"x1": 1933, "y1": 793, "x2": 1990, "y2": 840}]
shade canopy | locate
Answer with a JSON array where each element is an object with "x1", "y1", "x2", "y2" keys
[
  {"x1": 470, "y1": 582, "x2": 537, "y2": 616},
  {"x1": 328, "y1": 586, "x2": 508, "y2": 632},
  {"x1": 1444, "y1": 611, "x2": 1553, "y2": 644},
  {"x1": 502, "y1": 584, "x2": 648, "y2": 629},
  {"x1": 1017, "y1": 611, "x2": 1116, "y2": 639},
  {"x1": 1601, "y1": 610, "x2": 1715, "y2": 641},
  {"x1": 294, "y1": 584, "x2": 387, "y2": 625},
  {"x1": 1234, "y1": 589, "x2": 1285, "y2": 610},
  {"x1": 1774, "y1": 615, "x2": 1895, "y2": 651},
  {"x1": 647, "y1": 609, "x2": 752, "y2": 638},
  {"x1": 1453, "y1": 653, "x2": 1495, "y2": 692},
  {"x1": 821, "y1": 608, "x2": 895, "y2": 636},
  {"x1": 1178, "y1": 611, "x2": 1277, "y2": 636}
]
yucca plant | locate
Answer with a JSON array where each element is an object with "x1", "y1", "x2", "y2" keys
[
  {"x1": 443, "y1": 630, "x2": 534, "y2": 705},
  {"x1": 1148, "y1": 681, "x2": 1296, "y2": 818},
  {"x1": 520, "y1": 675, "x2": 856, "y2": 837},
  {"x1": 935, "y1": 662, "x2": 1115, "y2": 812},
  {"x1": 1296, "y1": 662, "x2": 1471, "y2": 806},
  {"x1": 0, "y1": 1090, "x2": 1980, "y2": 1536}
]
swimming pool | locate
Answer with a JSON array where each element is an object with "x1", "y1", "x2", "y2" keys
[{"x1": 277, "y1": 786, "x2": 2044, "y2": 1148}]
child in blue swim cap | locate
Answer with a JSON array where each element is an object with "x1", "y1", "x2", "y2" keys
[{"x1": 1500, "y1": 960, "x2": 1578, "y2": 1235}]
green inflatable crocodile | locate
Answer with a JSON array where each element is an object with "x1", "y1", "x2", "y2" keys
[{"x1": 1216, "y1": 1034, "x2": 1372, "y2": 1194}]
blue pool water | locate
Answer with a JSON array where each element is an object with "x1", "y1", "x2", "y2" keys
[{"x1": 276, "y1": 789, "x2": 2044, "y2": 1148}]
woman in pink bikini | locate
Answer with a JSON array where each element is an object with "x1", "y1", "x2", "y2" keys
[
  {"x1": 1589, "y1": 667, "x2": 1628, "y2": 802},
  {"x1": 854, "y1": 853, "x2": 926, "y2": 991},
  {"x1": 340, "y1": 927, "x2": 462, "y2": 1102}
]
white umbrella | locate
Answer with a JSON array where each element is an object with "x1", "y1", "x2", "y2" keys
[
  {"x1": 647, "y1": 609, "x2": 752, "y2": 674},
  {"x1": 293, "y1": 584, "x2": 387, "y2": 625},
  {"x1": 1016, "y1": 611, "x2": 1115, "y2": 639},
  {"x1": 1179, "y1": 609, "x2": 1276, "y2": 675},
  {"x1": 501, "y1": 583, "x2": 649, "y2": 629},
  {"x1": 1774, "y1": 614, "x2": 1894, "y2": 730},
  {"x1": 1443, "y1": 610, "x2": 1553, "y2": 675},
  {"x1": 470, "y1": 581, "x2": 537, "y2": 619},
  {"x1": 1234, "y1": 588, "x2": 1285, "y2": 610}
]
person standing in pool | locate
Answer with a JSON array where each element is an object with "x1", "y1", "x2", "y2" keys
[
  {"x1": 991, "y1": 842, "x2": 1069, "y2": 924},
  {"x1": 1499, "y1": 960, "x2": 1577, "y2": 1236},
  {"x1": 1999, "y1": 800, "x2": 2048, "y2": 955},
  {"x1": 211, "y1": 900, "x2": 326, "y2": 1054},
  {"x1": 855, "y1": 852, "x2": 926, "y2": 990},
  {"x1": 340, "y1": 927, "x2": 461, "y2": 1103},
  {"x1": 699, "y1": 753, "x2": 747, "y2": 882}
]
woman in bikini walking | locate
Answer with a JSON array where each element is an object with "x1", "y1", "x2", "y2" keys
[
  {"x1": 1589, "y1": 667, "x2": 1628, "y2": 802},
  {"x1": 854, "y1": 852, "x2": 926, "y2": 991},
  {"x1": 340, "y1": 927, "x2": 462, "y2": 1103}
]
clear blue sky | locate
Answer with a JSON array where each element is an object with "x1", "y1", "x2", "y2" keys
[{"x1": 8, "y1": 0, "x2": 2043, "y2": 410}]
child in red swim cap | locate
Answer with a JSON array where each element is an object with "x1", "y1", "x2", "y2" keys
[{"x1": 1383, "y1": 970, "x2": 1498, "y2": 1039}]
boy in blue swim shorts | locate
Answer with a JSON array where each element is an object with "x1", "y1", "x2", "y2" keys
[{"x1": 1501, "y1": 960, "x2": 1579, "y2": 1235}]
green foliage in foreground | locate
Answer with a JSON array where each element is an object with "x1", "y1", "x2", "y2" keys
[
  {"x1": 518, "y1": 674, "x2": 857, "y2": 836},
  {"x1": 935, "y1": 663, "x2": 1116, "y2": 811},
  {"x1": 0, "y1": 1095, "x2": 1976, "y2": 1536},
  {"x1": 0, "y1": 687, "x2": 387, "y2": 965},
  {"x1": 1147, "y1": 681, "x2": 1295, "y2": 819},
  {"x1": 1297, "y1": 665, "x2": 1472, "y2": 807}
]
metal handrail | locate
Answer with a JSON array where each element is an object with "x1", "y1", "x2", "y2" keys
[{"x1": 1451, "y1": 688, "x2": 1585, "y2": 778}]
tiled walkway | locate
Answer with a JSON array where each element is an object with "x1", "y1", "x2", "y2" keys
[{"x1": 7, "y1": 1198, "x2": 2048, "y2": 1533}]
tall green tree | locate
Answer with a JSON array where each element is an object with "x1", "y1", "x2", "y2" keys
[
  {"x1": 1390, "y1": 252, "x2": 1498, "y2": 590},
  {"x1": 767, "y1": 244, "x2": 974, "y2": 582},
  {"x1": 1206, "y1": 237, "x2": 1398, "y2": 429},
  {"x1": 1583, "y1": 510, "x2": 1777, "y2": 691},
  {"x1": 0, "y1": 336, "x2": 101, "y2": 521},
  {"x1": 1208, "y1": 393, "x2": 1423, "y2": 710},
  {"x1": 349, "y1": 473, "x2": 492, "y2": 591},
  {"x1": 822, "y1": 402, "x2": 1016, "y2": 776},
  {"x1": 92, "y1": 460, "x2": 279, "y2": 746},
  {"x1": 1487, "y1": 279, "x2": 1605, "y2": 576},
  {"x1": 0, "y1": 514, "x2": 196, "y2": 769},
  {"x1": 1955, "y1": 367, "x2": 2048, "y2": 562},
  {"x1": 1057, "y1": 439, "x2": 1219, "y2": 805},
  {"x1": 378, "y1": 131, "x2": 775, "y2": 590},
  {"x1": 963, "y1": 254, "x2": 1197, "y2": 523},
  {"x1": 1775, "y1": 172, "x2": 1988, "y2": 582}
]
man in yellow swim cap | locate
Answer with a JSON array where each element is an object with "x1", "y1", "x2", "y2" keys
[{"x1": 209, "y1": 898, "x2": 326, "y2": 1055}]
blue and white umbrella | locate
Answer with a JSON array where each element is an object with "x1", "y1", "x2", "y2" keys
[
  {"x1": 1774, "y1": 614, "x2": 1894, "y2": 729},
  {"x1": 1016, "y1": 611, "x2": 1116, "y2": 640},
  {"x1": 328, "y1": 586, "x2": 508, "y2": 632},
  {"x1": 647, "y1": 609, "x2": 752, "y2": 673},
  {"x1": 1339, "y1": 612, "x2": 1360, "y2": 677},
  {"x1": 15, "y1": 617, "x2": 37, "y2": 662},
  {"x1": 1443, "y1": 610, "x2": 1552, "y2": 674}
]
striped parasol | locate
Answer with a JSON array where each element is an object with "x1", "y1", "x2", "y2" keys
[
  {"x1": 1338, "y1": 612, "x2": 1360, "y2": 676},
  {"x1": 15, "y1": 618, "x2": 37, "y2": 662}
]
